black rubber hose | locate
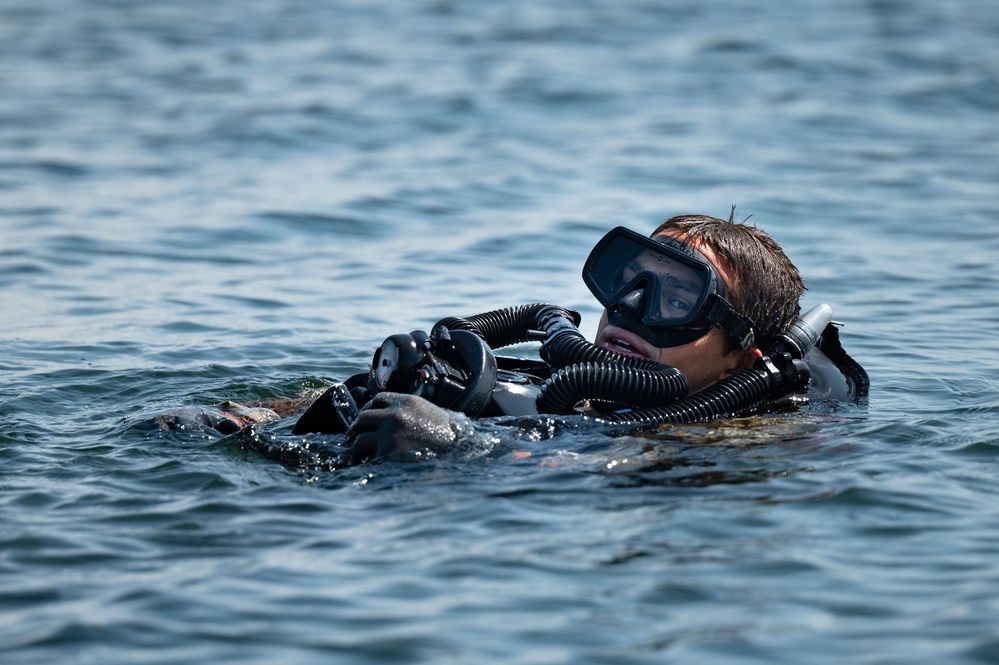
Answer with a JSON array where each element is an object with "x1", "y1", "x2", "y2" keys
[
  {"x1": 599, "y1": 368, "x2": 772, "y2": 425},
  {"x1": 435, "y1": 303, "x2": 579, "y2": 350},
  {"x1": 437, "y1": 304, "x2": 689, "y2": 415},
  {"x1": 439, "y1": 303, "x2": 675, "y2": 372},
  {"x1": 539, "y1": 326, "x2": 673, "y2": 372},
  {"x1": 532, "y1": 305, "x2": 689, "y2": 413},
  {"x1": 536, "y1": 360, "x2": 689, "y2": 415},
  {"x1": 432, "y1": 304, "x2": 810, "y2": 425},
  {"x1": 593, "y1": 354, "x2": 807, "y2": 427}
]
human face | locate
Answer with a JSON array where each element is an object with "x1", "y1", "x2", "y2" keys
[
  {"x1": 617, "y1": 248, "x2": 706, "y2": 322},
  {"x1": 592, "y1": 233, "x2": 762, "y2": 394}
]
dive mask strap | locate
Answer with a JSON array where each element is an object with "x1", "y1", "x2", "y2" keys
[{"x1": 702, "y1": 293, "x2": 756, "y2": 350}]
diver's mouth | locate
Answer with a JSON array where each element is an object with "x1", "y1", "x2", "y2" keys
[{"x1": 602, "y1": 334, "x2": 646, "y2": 360}]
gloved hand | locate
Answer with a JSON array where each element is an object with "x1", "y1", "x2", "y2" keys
[
  {"x1": 345, "y1": 392, "x2": 472, "y2": 463},
  {"x1": 154, "y1": 402, "x2": 279, "y2": 435}
]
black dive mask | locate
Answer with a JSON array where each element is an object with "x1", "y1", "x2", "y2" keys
[{"x1": 582, "y1": 226, "x2": 756, "y2": 350}]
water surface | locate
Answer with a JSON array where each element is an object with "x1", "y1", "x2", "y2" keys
[{"x1": 3, "y1": 1, "x2": 999, "y2": 663}]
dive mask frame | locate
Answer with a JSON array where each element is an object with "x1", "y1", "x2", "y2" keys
[{"x1": 583, "y1": 226, "x2": 756, "y2": 350}]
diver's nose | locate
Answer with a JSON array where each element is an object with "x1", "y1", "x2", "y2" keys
[{"x1": 618, "y1": 288, "x2": 645, "y2": 316}]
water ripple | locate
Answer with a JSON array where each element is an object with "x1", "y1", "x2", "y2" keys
[{"x1": 2, "y1": 0, "x2": 999, "y2": 662}]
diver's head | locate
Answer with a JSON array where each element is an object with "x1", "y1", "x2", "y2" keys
[
  {"x1": 587, "y1": 213, "x2": 804, "y2": 393},
  {"x1": 652, "y1": 211, "x2": 805, "y2": 354}
]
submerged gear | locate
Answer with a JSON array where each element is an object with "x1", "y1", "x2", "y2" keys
[
  {"x1": 583, "y1": 226, "x2": 755, "y2": 350},
  {"x1": 292, "y1": 302, "x2": 868, "y2": 436}
]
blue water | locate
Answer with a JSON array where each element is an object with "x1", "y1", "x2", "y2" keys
[{"x1": 3, "y1": 0, "x2": 999, "y2": 662}]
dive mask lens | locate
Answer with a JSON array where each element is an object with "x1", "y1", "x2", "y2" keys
[{"x1": 582, "y1": 226, "x2": 719, "y2": 327}]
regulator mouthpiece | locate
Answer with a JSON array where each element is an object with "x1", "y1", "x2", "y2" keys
[
  {"x1": 366, "y1": 327, "x2": 498, "y2": 417},
  {"x1": 369, "y1": 332, "x2": 430, "y2": 393}
]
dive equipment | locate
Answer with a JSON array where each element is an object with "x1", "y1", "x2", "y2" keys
[
  {"x1": 291, "y1": 326, "x2": 496, "y2": 436},
  {"x1": 292, "y1": 302, "x2": 867, "y2": 436},
  {"x1": 291, "y1": 383, "x2": 360, "y2": 435}
]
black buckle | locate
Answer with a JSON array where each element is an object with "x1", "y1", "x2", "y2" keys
[{"x1": 702, "y1": 294, "x2": 756, "y2": 350}]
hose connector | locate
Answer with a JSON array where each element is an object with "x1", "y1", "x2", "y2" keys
[
  {"x1": 535, "y1": 304, "x2": 584, "y2": 339},
  {"x1": 768, "y1": 303, "x2": 834, "y2": 359}
]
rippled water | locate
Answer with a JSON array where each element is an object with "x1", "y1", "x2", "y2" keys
[{"x1": 3, "y1": 0, "x2": 999, "y2": 662}]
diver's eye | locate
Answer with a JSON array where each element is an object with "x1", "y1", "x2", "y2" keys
[
  {"x1": 657, "y1": 297, "x2": 694, "y2": 319},
  {"x1": 667, "y1": 297, "x2": 692, "y2": 312}
]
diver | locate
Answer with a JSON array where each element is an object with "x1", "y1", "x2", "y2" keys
[{"x1": 291, "y1": 211, "x2": 868, "y2": 462}]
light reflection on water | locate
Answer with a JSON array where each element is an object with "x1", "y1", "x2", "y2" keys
[{"x1": 2, "y1": 0, "x2": 999, "y2": 662}]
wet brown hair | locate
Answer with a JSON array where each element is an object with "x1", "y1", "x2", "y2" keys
[{"x1": 652, "y1": 209, "x2": 805, "y2": 353}]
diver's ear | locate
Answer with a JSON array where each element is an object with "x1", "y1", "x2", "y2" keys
[
  {"x1": 718, "y1": 346, "x2": 763, "y2": 380},
  {"x1": 742, "y1": 346, "x2": 763, "y2": 369}
]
